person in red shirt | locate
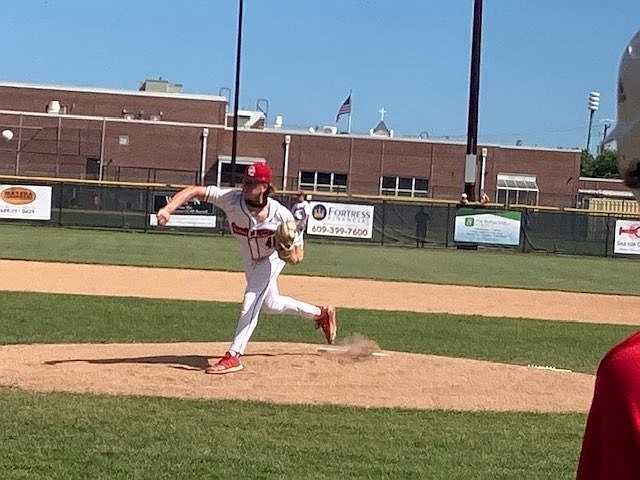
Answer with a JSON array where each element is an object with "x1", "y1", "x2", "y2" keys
[
  {"x1": 576, "y1": 29, "x2": 640, "y2": 479},
  {"x1": 576, "y1": 333, "x2": 640, "y2": 478}
]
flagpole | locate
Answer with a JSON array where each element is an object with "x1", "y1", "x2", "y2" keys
[
  {"x1": 348, "y1": 90, "x2": 352, "y2": 134},
  {"x1": 335, "y1": 91, "x2": 352, "y2": 131}
]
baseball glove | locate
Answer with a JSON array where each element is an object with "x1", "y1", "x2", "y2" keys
[{"x1": 275, "y1": 219, "x2": 297, "y2": 263}]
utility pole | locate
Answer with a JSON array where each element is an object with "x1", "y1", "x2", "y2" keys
[
  {"x1": 464, "y1": 0, "x2": 483, "y2": 201},
  {"x1": 230, "y1": 0, "x2": 244, "y2": 187},
  {"x1": 599, "y1": 122, "x2": 610, "y2": 154}
]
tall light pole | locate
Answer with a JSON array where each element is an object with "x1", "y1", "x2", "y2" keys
[
  {"x1": 464, "y1": 0, "x2": 483, "y2": 202},
  {"x1": 230, "y1": 0, "x2": 244, "y2": 187},
  {"x1": 585, "y1": 91, "x2": 600, "y2": 153}
]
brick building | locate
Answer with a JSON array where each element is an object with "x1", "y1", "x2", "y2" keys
[{"x1": 0, "y1": 81, "x2": 582, "y2": 207}]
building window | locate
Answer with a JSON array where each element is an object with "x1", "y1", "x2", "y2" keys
[
  {"x1": 496, "y1": 173, "x2": 539, "y2": 205},
  {"x1": 380, "y1": 176, "x2": 429, "y2": 197},
  {"x1": 299, "y1": 170, "x2": 348, "y2": 193}
]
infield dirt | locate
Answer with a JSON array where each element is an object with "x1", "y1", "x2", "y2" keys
[{"x1": 1, "y1": 259, "x2": 634, "y2": 412}]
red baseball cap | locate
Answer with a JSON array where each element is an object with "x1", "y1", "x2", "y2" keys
[{"x1": 244, "y1": 162, "x2": 272, "y2": 184}]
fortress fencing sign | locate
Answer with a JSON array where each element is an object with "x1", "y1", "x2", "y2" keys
[
  {"x1": 307, "y1": 201, "x2": 374, "y2": 239},
  {"x1": 0, "y1": 185, "x2": 52, "y2": 220}
]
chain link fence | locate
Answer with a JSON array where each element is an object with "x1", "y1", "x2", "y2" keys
[{"x1": 0, "y1": 178, "x2": 639, "y2": 259}]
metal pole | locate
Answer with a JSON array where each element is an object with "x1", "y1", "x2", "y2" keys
[
  {"x1": 57, "y1": 184, "x2": 64, "y2": 226},
  {"x1": 282, "y1": 135, "x2": 291, "y2": 190},
  {"x1": 464, "y1": 0, "x2": 483, "y2": 201},
  {"x1": 98, "y1": 118, "x2": 106, "y2": 181},
  {"x1": 348, "y1": 93, "x2": 352, "y2": 134},
  {"x1": 600, "y1": 123, "x2": 610, "y2": 154},
  {"x1": 381, "y1": 199, "x2": 386, "y2": 246},
  {"x1": 585, "y1": 109, "x2": 595, "y2": 152},
  {"x1": 15, "y1": 114, "x2": 23, "y2": 175},
  {"x1": 55, "y1": 116, "x2": 62, "y2": 177},
  {"x1": 347, "y1": 137, "x2": 354, "y2": 195},
  {"x1": 230, "y1": 0, "x2": 244, "y2": 187},
  {"x1": 200, "y1": 127, "x2": 209, "y2": 185},
  {"x1": 480, "y1": 147, "x2": 487, "y2": 193},
  {"x1": 143, "y1": 187, "x2": 150, "y2": 233}
]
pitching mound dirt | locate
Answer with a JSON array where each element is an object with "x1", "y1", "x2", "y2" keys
[
  {"x1": 318, "y1": 334, "x2": 384, "y2": 361},
  {"x1": 0, "y1": 341, "x2": 594, "y2": 412},
  {"x1": 0, "y1": 260, "x2": 614, "y2": 412}
]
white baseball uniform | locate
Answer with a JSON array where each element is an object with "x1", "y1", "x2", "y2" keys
[{"x1": 205, "y1": 186, "x2": 321, "y2": 355}]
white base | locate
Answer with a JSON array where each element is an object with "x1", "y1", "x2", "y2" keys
[{"x1": 317, "y1": 346, "x2": 390, "y2": 357}]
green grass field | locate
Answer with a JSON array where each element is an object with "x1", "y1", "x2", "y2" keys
[
  {"x1": 1, "y1": 291, "x2": 633, "y2": 374},
  {"x1": 1, "y1": 224, "x2": 635, "y2": 478},
  {"x1": 1, "y1": 224, "x2": 638, "y2": 294},
  {"x1": 0, "y1": 388, "x2": 585, "y2": 480}
]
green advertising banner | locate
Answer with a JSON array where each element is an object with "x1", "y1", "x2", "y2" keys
[{"x1": 454, "y1": 208, "x2": 522, "y2": 246}]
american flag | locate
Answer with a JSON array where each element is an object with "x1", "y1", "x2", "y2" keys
[{"x1": 335, "y1": 94, "x2": 351, "y2": 122}]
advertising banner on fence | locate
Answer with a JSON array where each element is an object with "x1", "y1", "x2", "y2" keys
[
  {"x1": 307, "y1": 201, "x2": 374, "y2": 239},
  {"x1": 454, "y1": 208, "x2": 521, "y2": 246},
  {"x1": 0, "y1": 185, "x2": 52, "y2": 220},
  {"x1": 614, "y1": 219, "x2": 640, "y2": 254},
  {"x1": 149, "y1": 193, "x2": 216, "y2": 228}
]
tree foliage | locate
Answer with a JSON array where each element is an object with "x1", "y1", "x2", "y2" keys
[{"x1": 580, "y1": 149, "x2": 619, "y2": 178}]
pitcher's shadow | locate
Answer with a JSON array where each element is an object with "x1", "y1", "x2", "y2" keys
[{"x1": 44, "y1": 351, "x2": 318, "y2": 372}]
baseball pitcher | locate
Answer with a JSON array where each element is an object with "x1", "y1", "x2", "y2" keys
[{"x1": 156, "y1": 163, "x2": 337, "y2": 374}]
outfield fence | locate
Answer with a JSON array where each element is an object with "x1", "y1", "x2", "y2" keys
[{"x1": 1, "y1": 176, "x2": 639, "y2": 259}]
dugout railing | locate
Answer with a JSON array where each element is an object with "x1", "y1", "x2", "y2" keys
[{"x1": 0, "y1": 176, "x2": 638, "y2": 259}]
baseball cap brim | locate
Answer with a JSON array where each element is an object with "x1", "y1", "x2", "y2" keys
[{"x1": 242, "y1": 176, "x2": 268, "y2": 184}]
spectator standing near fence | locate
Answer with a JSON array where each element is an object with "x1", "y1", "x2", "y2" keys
[
  {"x1": 291, "y1": 191, "x2": 311, "y2": 236},
  {"x1": 290, "y1": 191, "x2": 311, "y2": 260},
  {"x1": 414, "y1": 206, "x2": 429, "y2": 248}
]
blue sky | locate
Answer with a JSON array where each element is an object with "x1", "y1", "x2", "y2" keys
[{"x1": 2, "y1": 0, "x2": 639, "y2": 149}]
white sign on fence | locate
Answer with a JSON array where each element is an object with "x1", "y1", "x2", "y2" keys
[
  {"x1": 307, "y1": 201, "x2": 374, "y2": 239},
  {"x1": 614, "y1": 219, "x2": 640, "y2": 254},
  {"x1": 151, "y1": 193, "x2": 216, "y2": 228},
  {"x1": 454, "y1": 208, "x2": 522, "y2": 246},
  {"x1": 0, "y1": 185, "x2": 52, "y2": 220}
]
